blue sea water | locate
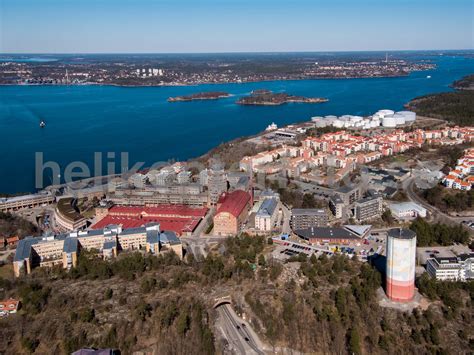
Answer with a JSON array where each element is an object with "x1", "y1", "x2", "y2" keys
[{"x1": 0, "y1": 55, "x2": 473, "y2": 193}]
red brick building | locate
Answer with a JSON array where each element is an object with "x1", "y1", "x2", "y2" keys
[{"x1": 213, "y1": 191, "x2": 252, "y2": 236}]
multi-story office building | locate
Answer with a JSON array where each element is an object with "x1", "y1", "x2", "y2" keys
[
  {"x1": 0, "y1": 192, "x2": 54, "y2": 212},
  {"x1": 354, "y1": 195, "x2": 383, "y2": 222},
  {"x1": 208, "y1": 165, "x2": 228, "y2": 205},
  {"x1": 329, "y1": 195, "x2": 344, "y2": 219},
  {"x1": 335, "y1": 185, "x2": 361, "y2": 206},
  {"x1": 177, "y1": 171, "x2": 192, "y2": 184},
  {"x1": 255, "y1": 198, "x2": 279, "y2": 232},
  {"x1": 13, "y1": 223, "x2": 183, "y2": 277},
  {"x1": 426, "y1": 254, "x2": 474, "y2": 281},
  {"x1": 107, "y1": 184, "x2": 208, "y2": 207},
  {"x1": 290, "y1": 208, "x2": 329, "y2": 230}
]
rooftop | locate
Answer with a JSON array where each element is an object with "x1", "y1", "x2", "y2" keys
[
  {"x1": 291, "y1": 208, "x2": 327, "y2": 216},
  {"x1": 294, "y1": 226, "x2": 360, "y2": 240},
  {"x1": 388, "y1": 228, "x2": 416, "y2": 240},
  {"x1": 217, "y1": 190, "x2": 251, "y2": 218}
]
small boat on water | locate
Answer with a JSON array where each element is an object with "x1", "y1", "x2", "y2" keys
[
  {"x1": 39, "y1": 120, "x2": 46, "y2": 128},
  {"x1": 426, "y1": 75, "x2": 432, "y2": 79}
]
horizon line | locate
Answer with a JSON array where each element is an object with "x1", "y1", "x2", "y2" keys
[{"x1": 1, "y1": 48, "x2": 473, "y2": 56}]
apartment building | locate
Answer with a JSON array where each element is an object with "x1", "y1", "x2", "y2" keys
[{"x1": 290, "y1": 208, "x2": 329, "y2": 230}]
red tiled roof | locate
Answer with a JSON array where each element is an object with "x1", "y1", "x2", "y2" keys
[
  {"x1": 6, "y1": 236, "x2": 19, "y2": 244},
  {"x1": 92, "y1": 216, "x2": 201, "y2": 235},
  {"x1": 0, "y1": 299, "x2": 19, "y2": 312},
  {"x1": 91, "y1": 204, "x2": 207, "y2": 235},
  {"x1": 107, "y1": 205, "x2": 207, "y2": 218},
  {"x1": 216, "y1": 190, "x2": 251, "y2": 218}
]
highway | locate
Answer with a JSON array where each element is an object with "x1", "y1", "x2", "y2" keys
[{"x1": 216, "y1": 303, "x2": 265, "y2": 355}]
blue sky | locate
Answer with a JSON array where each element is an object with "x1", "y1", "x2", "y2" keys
[{"x1": 0, "y1": 0, "x2": 472, "y2": 53}]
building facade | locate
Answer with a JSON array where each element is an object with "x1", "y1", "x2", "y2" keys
[
  {"x1": 0, "y1": 192, "x2": 54, "y2": 212},
  {"x1": 290, "y1": 209, "x2": 329, "y2": 230},
  {"x1": 389, "y1": 202, "x2": 427, "y2": 219},
  {"x1": 354, "y1": 195, "x2": 383, "y2": 222},
  {"x1": 329, "y1": 195, "x2": 344, "y2": 219},
  {"x1": 13, "y1": 223, "x2": 183, "y2": 277},
  {"x1": 426, "y1": 254, "x2": 474, "y2": 281},
  {"x1": 255, "y1": 198, "x2": 279, "y2": 232},
  {"x1": 213, "y1": 190, "x2": 251, "y2": 236}
]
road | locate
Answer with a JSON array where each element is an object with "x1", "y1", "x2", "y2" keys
[
  {"x1": 216, "y1": 303, "x2": 265, "y2": 355},
  {"x1": 404, "y1": 177, "x2": 465, "y2": 225},
  {"x1": 180, "y1": 235, "x2": 226, "y2": 258},
  {"x1": 192, "y1": 207, "x2": 216, "y2": 237},
  {"x1": 281, "y1": 203, "x2": 291, "y2": 235}
]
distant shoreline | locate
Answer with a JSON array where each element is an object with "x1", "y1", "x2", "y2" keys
[{"x1": 0, "y1": 73, "x2": 416, "y2": 89}]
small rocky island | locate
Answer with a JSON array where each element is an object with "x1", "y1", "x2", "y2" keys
[
  {"x1": 168, "y1": 91, "x2": 231, "y2": 102},
  {"x1": 236, "y1": 89, "x2": 328, "y2": 106}
]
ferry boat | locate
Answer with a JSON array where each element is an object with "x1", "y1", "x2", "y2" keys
[
  {"x1": 266, "y1": 122, "x2": 278, "y2": 131},
  {"x1": 39, "y1": 120, "x2": 46, "y2": 128}
]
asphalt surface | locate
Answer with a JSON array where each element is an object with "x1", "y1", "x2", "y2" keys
[
  {"x1": 404, "y1": 177, "x2": 465, "y2": 226},
  {"x1": 216, "y1": 303, "x2": 265, "y2": 355}
]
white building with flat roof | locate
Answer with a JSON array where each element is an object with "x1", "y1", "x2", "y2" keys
[{"x1": 389, "y1": 202, "x2": 427, "y2": 219}]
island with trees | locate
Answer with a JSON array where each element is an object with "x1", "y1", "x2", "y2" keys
[
  {"x1": 236, "y1": 89, "x2": 329, "y2": 106},
  {"x1": 167, "y1": 91, "x2": 231, "y2": 102}
]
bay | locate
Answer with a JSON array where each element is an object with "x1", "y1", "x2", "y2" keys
[{"x1": 0, "y1": 54, "x2": 473, "y2": 193}]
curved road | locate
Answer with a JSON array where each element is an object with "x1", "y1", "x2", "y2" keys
[{"x1": 404, "y1": 177, "x2": 465, "y2": 225}]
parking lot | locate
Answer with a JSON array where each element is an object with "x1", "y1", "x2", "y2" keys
[
  {"x1": 417, "y1": 244, "x2": 472, "y2": 265},
  {"x1": 271, "y1": 229, "x2": 387, "y2": 261}
]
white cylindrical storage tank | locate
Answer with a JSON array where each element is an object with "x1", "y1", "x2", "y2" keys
[
  {"x1": 386, "y1": 228, "x2": 417, "y2": 302},
  {"x1": 332, "y1": 119, "x2": 344, "y2": 128},
  {"x1": 325, "y1": 115, "x2": 338, "y2": 120},
  {"x1": 397, "y1": 111, "x2": 416, "y2": 122},
  {"x1": 311, "y1": 116, "x2": 324, "y2": 122},
  {"x1": 393, "y1": 113, "x2": 406, "y2": 125},
  {"x1": 377, "y1": 109, "x2": 395, "y2": 118},
  {"x1": 340, "y1": 115, "x2": 351, "y2": 121},
  {"x1": 316, "y1": 120, "x2": 328, "y2": 128},
  {"x1": 382, "y1": 115, "x2": 397, "y2": 128}
]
